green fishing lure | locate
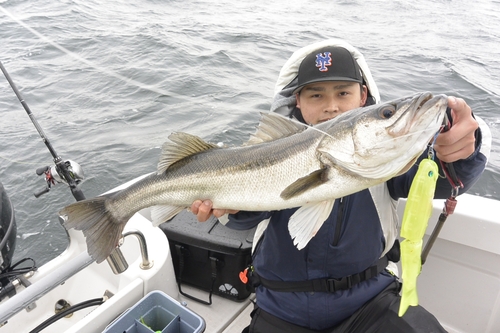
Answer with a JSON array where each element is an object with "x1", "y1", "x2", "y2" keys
[{"x1": 399, "y1": 158, "x2": 439, "y2": 317}]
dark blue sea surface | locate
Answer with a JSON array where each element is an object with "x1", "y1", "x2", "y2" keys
[{"x1": 0, "y1": 0, "x2": 499, "y2": 266}]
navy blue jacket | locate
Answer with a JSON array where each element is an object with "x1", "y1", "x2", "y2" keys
[{"x1": 226, "y1": 126, "x2": 488, "y2": 330}]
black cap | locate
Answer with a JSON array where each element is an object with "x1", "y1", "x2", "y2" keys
[{"x1": 294, "y1": 46, "x2": 363, "y2": 94}]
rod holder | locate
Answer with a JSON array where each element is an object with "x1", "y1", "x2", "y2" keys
[
  {"x1": 106, "y1": 248, "x2": 128, "y2": 275},
  {"x1": 106, "y1": 229, "x2": 153, "y2": 275},
  {"x1": 123, "y1": 230, "x2": 153, "y2": 270}
]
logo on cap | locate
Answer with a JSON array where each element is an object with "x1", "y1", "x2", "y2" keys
[{"x1": 315, "y1": 52, "x2": 332, "y2": 72}]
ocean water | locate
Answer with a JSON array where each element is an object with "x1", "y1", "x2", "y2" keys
[{"x1": 0, "y1": 0, "x2": 499, "y2": 267}]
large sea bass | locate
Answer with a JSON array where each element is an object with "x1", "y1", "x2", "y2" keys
[{"x1": 60, "y1": 92, "x2": 447, "y2": 263}]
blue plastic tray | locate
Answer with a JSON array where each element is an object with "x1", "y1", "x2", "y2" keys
[{"x1": 103, "y1": 290, "x2": 205, "y2": 333}]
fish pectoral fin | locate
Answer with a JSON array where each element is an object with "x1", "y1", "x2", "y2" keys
[
  {"x1": 280, "y1": 168, "x2": 328, "y2": 200},
  {"x1": 288, "y1": 200, "x2": 335, "y2": 250},
  {"x1": 245, "y1": 112, "x2": 308, "y2": 145},
  {"x1": 151, "y1": 205, "x2": 186, "y2": 226},
  {"x1": 158, "y1": 132, "x2": 219, "y2": 174}
]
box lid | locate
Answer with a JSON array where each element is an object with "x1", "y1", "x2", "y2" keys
[{"x1": 160, "y1": 210, "x2": 255, "y2": 255}]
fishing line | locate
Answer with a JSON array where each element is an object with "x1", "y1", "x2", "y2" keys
[
  {"x1": 358, "y1": 128, "x2": 442, "y2": 153},
  {"x1": 0, "y1": 154, "x2": 43, "y2": 165},
  {"x1": 276, "y1": 112, "x2": 337, "y2": 139},
  {"x1": 0, "y1": 5, "x2": 188, "y2": 102},
  {"x1": 276, "y1": 111, "x2": 443, "y2": 157}
]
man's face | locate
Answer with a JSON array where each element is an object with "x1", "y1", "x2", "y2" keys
[{"x1": 295, "y1": 81, "x2": 368, "y2": 125}]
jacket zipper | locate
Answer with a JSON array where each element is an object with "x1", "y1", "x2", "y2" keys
[{"x1": 332, "y1": 197, "x2": 344, "y2": 246}]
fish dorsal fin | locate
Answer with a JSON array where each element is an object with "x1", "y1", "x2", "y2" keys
[
  {"x1": 245, "y1": 112, "x2": 308, "y2": 145},
  {"x1": 157, "y1": 132, "x2": 219, "y2": 173}
]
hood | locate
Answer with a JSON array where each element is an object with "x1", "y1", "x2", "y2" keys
[{"x1": 270, "y1": 39, "x2": 380, "y2": 117}]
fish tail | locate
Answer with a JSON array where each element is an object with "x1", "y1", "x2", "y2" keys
[{"x1": 59, "y1": 194, "x2": 128, "y2": 264}]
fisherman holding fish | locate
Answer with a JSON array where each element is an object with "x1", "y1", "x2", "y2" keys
[
  {"x1": 59, "y1": 38, "x2": 490, "y2": 332},
  {"x1": 190, "y1": 40, "x2": 489, "y2": 333}
]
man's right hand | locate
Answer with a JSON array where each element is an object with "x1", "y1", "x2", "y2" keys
[{"x1": 190, "y1": 200, "x2": 239, "y2": 222}]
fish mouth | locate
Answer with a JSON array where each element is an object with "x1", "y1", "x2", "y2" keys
[
  {"x1": 385, "y1": 91, "x2": 447, "y2": 176},
  {"x1": 414, "y1": 92, "x2": 433, "y2": 112},
  {"x1": 413, "y1": 93, "x2": 448, "y2": 127},
  {"x1": 389, "y1": 92, "x2": 447, "y2": 137},
  {"x1": 407, "y1": 92, "x2": 435, "y2": 122}
]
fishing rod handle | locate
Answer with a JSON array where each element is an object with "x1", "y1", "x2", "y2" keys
[{"x1": 34, "y1": 188, "x2": 50, "y2": 198}]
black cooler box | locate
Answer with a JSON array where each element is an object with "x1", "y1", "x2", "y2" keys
[{"x1": 160, "y1": 210, "x2": 256, "y2": 304}]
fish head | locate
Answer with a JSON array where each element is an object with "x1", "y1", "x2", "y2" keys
[{"x1": 319, "y1": 92, "x2": 447, "y2": 179}]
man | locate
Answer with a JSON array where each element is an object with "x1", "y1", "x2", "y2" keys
[{"x1": 191, "y1": 39, "x2": 489, "y2": 332}]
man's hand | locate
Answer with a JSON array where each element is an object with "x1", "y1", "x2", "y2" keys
[
  {"x1": 190, "y1": 200, "x2": 239, "y2": 222},
  {"x1": 433, "y1": 96, "x2": 478, "y2": 163}
]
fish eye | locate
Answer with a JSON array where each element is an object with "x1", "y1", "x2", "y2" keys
[{"x1": 379, "y1": 106, "x2": 395, "y2": 119}]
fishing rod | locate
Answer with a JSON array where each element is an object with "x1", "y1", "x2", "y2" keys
[{"x1": 0, "y1": 60, "x2": 85, "y2": 201}]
